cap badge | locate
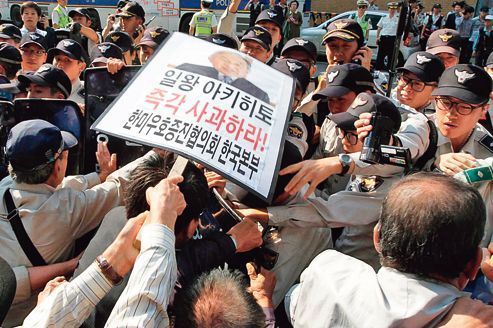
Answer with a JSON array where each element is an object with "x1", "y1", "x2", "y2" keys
[
  {"x1": 212, "y1": 37, "x2": 226, "y2": 44},
  {"x1": 98, "y1": 44, "x2": 110, "y2": 53},
  {"x1": 254, "y1": 29, "x2": 264, "y2": 36},
  {"x1": 267, "y1": 11, "x2": 277, "y2": 18},
  {"x1": 334, "y1": 21, "x2": 348, "y2": 29},
  {"x1": 438, "y1": 33, "x2": 453, "y2": 42},
  {"x1": 286, "y1": 60, "x2": 302, "y2": 72},
  {"x1": 30, "y1": 34, "x2": 39, "y2": 40},
  {"x1": 37, "y1": 65, "x2": 51, "y2": 74},
  {"x1": 327, "y1": 70, "x2": 339, "y2": 83},
  {"x1": 416, "y1": 54, "x2": 431, "y2": 65},
  {"x1": 351, "y1": 95, "x2": 368, "y2": 108},
  {"x1": 62, "y1": 40, "x2": 74, "y2": 47},
  {"x1": 0, "y1": 26, "x2": 4, "y2": 32},
  {"x1": 111, "y1": 35, "x2": 120, "y2": 42},
  {"x1": 454, "y1": 69, "x2": 475, "y2": 84},
  {"x1": 150, "y1": 31, "x2": 160, "y2": 38},
  {"x1": 295, "y1": 39, "x2": 309, "y2": 46}
]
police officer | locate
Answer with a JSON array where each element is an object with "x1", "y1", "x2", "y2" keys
[
  {"x1": 350, "y1": 0, "x2": 371, "y2": 40},
  {"x1": 0, "y1": 24, "x2": 22, "y2": 48},
  {"x1": 105, "y1": 31, "x2": 135, "y2": 65},
  {"x1": 47, "y1": 39, "x2": 86, "y2": 104},
  {"x1": 68, "y1": 8, "x2": 101, "y2": 54},
  {"x1": 189, "y1": 0, "x2": 218, "y2": 37},
  {"x1": 393, "y1": 51, "x2": 444, "y2": 113},
  {"x1": 52, "y1": 0, "x2": 70, "y2": 29},
  {"x1": 137, "y1": 26, "x2": 169, "y2": 64},
  {"x1": 18, "y1": 63, "x2": 72, "y2": 99},
  {"x1": 255, "y1": 9, "x2": 285, "y2": 64},
  {"x1": 375, "y1": 1, "x2": 399, "y2": 70},
  {"x1": 426, "y1": 28, "x2": 461, "y2": 69},
  {"x1": 89, "y1": 42, "x2": 124, "y2": 67},
  {"x1": 239, "y1": 25, "x2": 272, "y2": 63},
  {"x1": 19, "y1": 33, "x2": 48, "y2": 74}
]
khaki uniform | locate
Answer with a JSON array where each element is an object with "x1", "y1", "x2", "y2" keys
[{"x1": 1, "y1": 152, "x2": 153, "y2": 326}]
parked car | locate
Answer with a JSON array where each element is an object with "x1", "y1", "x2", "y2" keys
[{"x1": 300, "y1": 10, "x2": 420, "y2": 66}]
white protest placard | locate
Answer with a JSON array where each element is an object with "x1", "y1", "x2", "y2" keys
[{"x1": 92, "y1": 32, "x2": 294, "y2": 202}]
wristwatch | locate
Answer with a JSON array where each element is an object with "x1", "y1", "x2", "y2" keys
[
  {"x1": 96, "y1": 255, "x2": 123, "y2": 285},
  {"x1": 338, "y1": 154, "x2": 353, "y2": 175}
]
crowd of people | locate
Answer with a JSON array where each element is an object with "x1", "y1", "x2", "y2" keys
[{"x1": 0, "y1": 0, "x2": 492, "y2": 327}]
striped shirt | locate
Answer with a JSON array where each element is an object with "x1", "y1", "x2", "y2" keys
[{"x1": 20, "y1": 223, "x2": 176, "y2": 328}]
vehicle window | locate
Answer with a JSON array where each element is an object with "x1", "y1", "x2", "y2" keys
[
  {"x1": 320, "y1": 13, "x2": 350, "y2": 29},
  {"x1": 368, "y1": 14, "x2": 384, "y2": 29}
]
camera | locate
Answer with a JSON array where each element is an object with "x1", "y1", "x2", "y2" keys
[{"x1": 360, "y1": 112, "x2": 397, "y2": 164}]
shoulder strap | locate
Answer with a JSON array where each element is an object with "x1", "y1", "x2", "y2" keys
[
  {"x1": 4, "y1": 189, "x2": 47, "y2": 266},
  {"x1": 413, "y1": 120, "x2": 438, "y2": 171}
]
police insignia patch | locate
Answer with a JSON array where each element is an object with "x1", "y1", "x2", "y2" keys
[
  {"x1": 351, "y1": 95, "x2": 368, "y2": 108},
  {"x1": 327, "y1": 70, "x2": 339, "y2": 83},
  {"x1": 150, "y1": 31, "x2": 160, "y2": 38},
  {"x1": 454, "y1": 69, "x2": 475, "y2": 84},
  {"x1": 98, "y1": 44, "x2": 110, "y2": 53},
  {"x1": 295, "y1": 39, "x2": 309, "y2": 46},
  {"x1": 438, "y1": 33, "x2": 453, "y2": 42},
  {"x1": 111, "y1": 35, "x2": 120, "y2": 42},
  {"x1": 416, "y1": 54, "x2": 431, "y2": 65},
  {"x1": 286, "y1": 60, "x2": 302, "y2": 72},
  {"x1": 254, "y1": 29, "x2": 264, "y2": 36},
  {"x1": 62, "y1": 40, "x2": 74, "y2": 47},
  {"x1": 212, "y1": 37, "x2": 225, "y2": 44},
  {"x1": 334, "y1": 21, "x2": 348, "y2": 29},
  {"x1": 479, "y1": 135, "x2": 493, "y2": 153},
  {"x1": 267, "y1": 11, "x2": 277, "y2": 18}
]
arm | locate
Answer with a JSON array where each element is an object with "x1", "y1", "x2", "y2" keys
[
  {"x1": 102, "y1": 14, "x2": 116, "y2": 39},
  {"x1": 217, "y1": 0, "x2": 241, "y2": 45},
  {"x1": 211, "y1": 15, "x2": 218, "y2": 33},
  {"x1": 189, "y1": 25, "x2": 195, "y2": 35},
  {"x1": 22, "y1": 212, "x2": 147, "y2": 327},
  {"x1": 79, "y1": 25, "x2": 100, "y2": 43},
  {"x1": 105, "y1": 177, "x2": 185, "y2": 327},
  {"x1": 51, "y1": 10, "x2": 60, "y2": 29},
  {"x1": 247, "y1": 263, "x2": 276, "y2": 328}
]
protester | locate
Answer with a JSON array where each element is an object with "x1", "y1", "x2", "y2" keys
[
  {"x1": 421, "y1": 3, "x2": 443, "y2": 50},
  {"x1": 20, "y1": 2, "x2": 48, "y2": 43},
  {"x1": 285, "y1": 172, "x2": 486, "y2": 326},
  {"x1": 443, "y1": 1, "x2": 464, "y2": 30},
  {"x1": 255, "y1": 9, "x2": 284, "y2": 63},
  {"x1": 457, "y1": 5, "x2": 475, "y2": 64}
]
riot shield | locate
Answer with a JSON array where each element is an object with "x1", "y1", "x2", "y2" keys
[
  {"x1": 83, "y1": 66, "x2": 150, "y2": 174},
  {"x1": 12, "y1": 99, "x2": 84, "y2": 175},
  {"x1": 0, "y1": 101, "x2": 14, "y2": 178}
]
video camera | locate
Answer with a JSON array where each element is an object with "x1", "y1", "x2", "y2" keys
[{"x1": 360, "y1": 112, "x2": 412, "y2": 171}]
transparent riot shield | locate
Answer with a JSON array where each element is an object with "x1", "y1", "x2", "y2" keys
[
  {"x1": 12, "y1": 99, "x2": 84, "y2": 175},
  {"x1": 83, "y1": 66, "x2": 150, "y2": 174}
]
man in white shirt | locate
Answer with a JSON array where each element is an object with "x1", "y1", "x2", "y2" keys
[
  {"x1": 286, "y1": 172, "x2": 486, "y2": 327},
  {"x1": 375, "y1": 1, "x2": 399, "y2": 70}
]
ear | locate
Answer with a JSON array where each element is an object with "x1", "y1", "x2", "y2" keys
[
  {"x1": 309, "y1": 64, "x2": 316, "y2": 78},
  {"x1": 373, "y1": 222, "x2": 381, "y2": 254},
  {"x1": 463, "y1": 247, "x2": 483, "y2": 281},
  {"x1": 57, "y1": 92, "x2": 65, "y2": 99},
  {"x1": 78, "y1": 61, "x2": 87, "y2": 74}
]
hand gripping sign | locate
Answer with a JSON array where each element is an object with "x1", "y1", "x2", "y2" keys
[{"x1": 92, "y1": 32, "x2": 295, "y2": 203}]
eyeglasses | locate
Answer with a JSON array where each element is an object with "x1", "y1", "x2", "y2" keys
[
  {"x1": 435, "y1": 97, "x2": 485, "y2": 116},
  {"x1": 21, "y1": 48, "x2": 46, "y2": 57},
  {"x1": 397, "y1": 74, "x2": 436, "y2": 92},
  {"x1": 357, "y1": 5, "x2": 368, "y2": 8},
  {"x1": 241, "y1": 43, "x2": 267, "y2": 55},
  {"x1": 337, "y1": 128, "x2": 358, "y2": 145}
]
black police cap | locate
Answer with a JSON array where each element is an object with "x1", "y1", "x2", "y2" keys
[
  {"x1": 18, "y1": 64, "x2": 72, "y2": 98},
  {"x1": 205, "y1": 33, "x2": 238, "y2": 50},
  {"x1": 396, "y1": 51, "x2": 445, "y2": 83},
  {"x1": 47, "y1": 39, "x2": 84, "y2": 62},
  {"x1": 255, "y1": 9, "x2": 284, "y2": 30},
  {"x1": 323, "y1": 19, "x2": 365, "y2": 48},
  {"x1": 281, "y1": 38, "x2": 317, "y2": 63},
  {"x1": 0, "y1": 43, "x2": 21, "y2": 65},
  {"x1": 68, "y1": 7, "x2": 91, "y2": 19},
  {"x1": 138, "y1": 27, "x2": 169, "y2": 49},
  {"x1": 272, "y1": 58, "x2": 310, "y2": 94},
  {"x1": 105, "y1": 31, "x2": 133, "y2": 52},
  {"x1": 331, "y1": 93, "x2": 401, "y2": 132},
  {"x1": 432, "y1": 64, "x2": 492, "y2": 104},
  {"x1": 90, "y1": 42, "x2": 124, "y2": 65},
  {"x1": 241, "y1": 26, "x2": 272, "y2": 51},
  {"x1": 313, "y1": 63, "x2": 375, "y2": 100},
  {"x1": 116, "y1": 1, "x2": 145, "y2": 22},
  {"x1": 0, "y1": 24, "x2": 21, "y2": 41},
  {"x1": 20, "y1": 32, "x2": 48, "y2": 50}
]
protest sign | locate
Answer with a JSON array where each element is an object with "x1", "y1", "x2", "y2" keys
[{"x1": 92, "y1": 32, "x2": 294, "y2": 202}]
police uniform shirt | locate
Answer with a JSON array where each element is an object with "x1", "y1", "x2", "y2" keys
[
  {"x1": 69, "y1": 79, "x2": 85, "y2": 105},
  {"x1": 20, "y1": 27, "x2": 47, "y2": 44},
  {"x1": 377, "y1": 14, "x2": 399, "y2": 36},
  {"x1": 430, "y1": 120, "x2": 493, "y2": 248},
  {"x1": 286, "y1": 250, "x2": 467, "y2": 327},
  {"x1": 190, "y1": 9, "x2": 218, "y2": 37}
]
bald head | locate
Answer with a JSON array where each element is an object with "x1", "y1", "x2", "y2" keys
[{"x1": 378, "y1": 172, "x2": 485, "y2": 279}]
